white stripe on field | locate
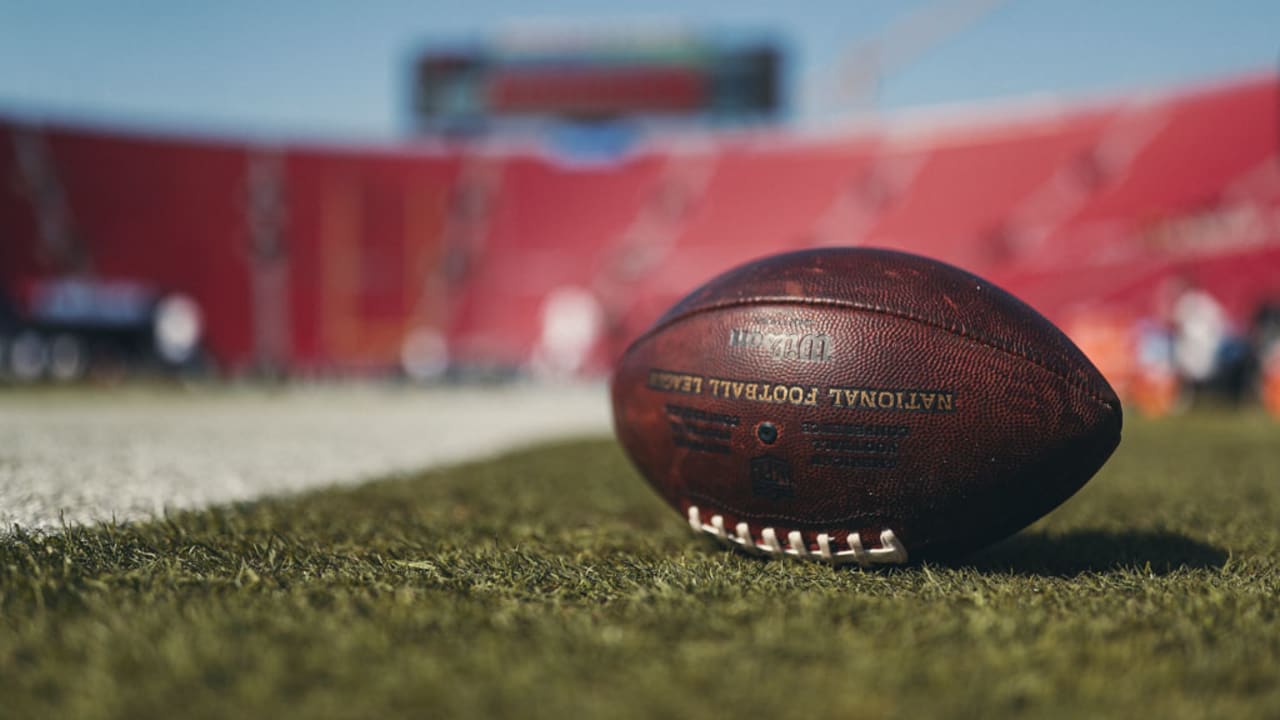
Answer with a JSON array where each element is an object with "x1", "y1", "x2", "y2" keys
[{"x1": 0, "y1": 384, "x2": 612, "y2": 532}]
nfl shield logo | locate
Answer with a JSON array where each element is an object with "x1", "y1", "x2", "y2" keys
[{"x1": 750, "y1": 455, "x2": 794, "y2": 499}]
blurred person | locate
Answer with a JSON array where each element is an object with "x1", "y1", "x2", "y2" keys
[
  {"x1": 1163, "y1": 275, "x2": 1248, "y2": 403},
  {"x1": 1132, "y1": 316, "x2": 1181, "y2": 417},
  {"x1": 1252, "y1": 304, "x2": 1280, "y2": 417},
  {"x1": 1262, "y1": 345, "x2": 1280, "y2": 418},
  {"x1": 530, "y1": 286, "x2": 605, "y2": 379}
]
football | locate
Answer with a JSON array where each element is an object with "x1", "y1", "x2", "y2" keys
[{"x1": 611, "y1": 248, "x2": 1123, "y2": 566}]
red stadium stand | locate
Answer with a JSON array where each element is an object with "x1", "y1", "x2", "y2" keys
[
  {"x1": 1038, "y1": 75, "x2": 1280, "y2": 270},
  {"x1": 0, "y1": 122, "x2": 255, "y2": 369},
  {"x1": 990, "y1": 76, "x2": 1280, "y2": 326},
  {"x1": 856, "y1": 108, "x2": 1117, "y2": 274},
  {"x1": 444, "y1": 151, "x2": 667, "y2": 373},
  {"x1": 283, "y1": 146, "x2": 462, "y2": 373},
  {"x1": 3, "y1": 72, "x2": 1277, "y2": 385},
  {"x1": 613, "y1": 137, "x2": 880, "y2": 347},
  {"x1": 0, "y1": 128, "x2": 45, "y2": 281}
]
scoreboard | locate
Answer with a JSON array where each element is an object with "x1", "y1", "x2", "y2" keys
[{"x1": 411, "y1": 30, "x2": 782, "y2": 134}]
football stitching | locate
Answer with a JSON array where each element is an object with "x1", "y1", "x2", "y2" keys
[
  {"x1": 638, "y1": 295, "x2": 1117, "y2": 411},
  {"x1": 686, "y1": 505, "x2": 909, "y2": 566}
]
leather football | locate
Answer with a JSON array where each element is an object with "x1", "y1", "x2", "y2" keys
[{"x1": 611, "y1": 248, "x2": 1122, "y2": 566}]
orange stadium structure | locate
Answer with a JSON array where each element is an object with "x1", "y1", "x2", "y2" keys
[{"x1": 2, "y1": 72, "x2": 1279, "y2": 411}]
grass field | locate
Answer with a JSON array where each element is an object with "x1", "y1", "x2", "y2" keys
[{"x1": 2, "y1": 412, "x2": 1279, "y2": 719}]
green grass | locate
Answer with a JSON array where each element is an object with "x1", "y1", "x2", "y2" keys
[{"x1": 3, "y1": 414, "x2": 1279, "y2": 720}]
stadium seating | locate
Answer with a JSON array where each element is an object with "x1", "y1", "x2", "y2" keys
[
  {"x1": 1, "y1": 73, "x2": 1277, "y2": 379},
  {"x1": 0, "y1": 123, "x2": 256, "y2": 368},
  {"x1": 444, "y1": 152, "x2": 666, "y2": 372},
  {"x1": 612, "y1": 137, "x2": 880, "y2": 348},
  {"x1": 855, "y1": 108, "x2": 1117, "y2": 274},
  {"x1": 283, "y1": 145, "x2": 462, "y2": 372}
]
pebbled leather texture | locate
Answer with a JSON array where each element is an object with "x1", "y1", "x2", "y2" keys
[{"x1": 611, "y1": 247, "x2": 1122, "y2": 561}]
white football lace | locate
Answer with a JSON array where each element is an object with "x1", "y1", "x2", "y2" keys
[{"x1": 686, "y1": 505, "x2": 909, "y2": 567}]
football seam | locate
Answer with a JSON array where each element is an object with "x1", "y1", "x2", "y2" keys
[
  {"x1": 636, "y1": 295, "x2": 1117, "y2": 411},
  {"x1": 686, "y1": 490, "x2": 901, "y2": 529}
]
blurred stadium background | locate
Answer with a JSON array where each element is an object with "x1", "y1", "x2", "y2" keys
[{"x1": 2, "y1": 2, "x2": 1278, "y2": 419}]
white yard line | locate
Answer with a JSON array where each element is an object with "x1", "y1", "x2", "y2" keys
[{"x1": 0, "y1": 384, "x2": 612, "y2": 532}]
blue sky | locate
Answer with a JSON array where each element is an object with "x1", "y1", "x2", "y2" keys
[{"x1": 0, "y1": 1, "x2": 1276, "y2": 140}]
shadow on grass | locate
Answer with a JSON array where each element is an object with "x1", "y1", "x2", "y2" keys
[{"x1": 959, "y1": 529, "x2": 1228, "y2": 577}]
